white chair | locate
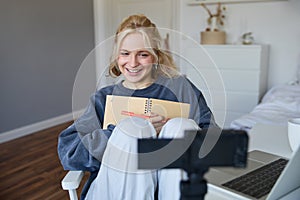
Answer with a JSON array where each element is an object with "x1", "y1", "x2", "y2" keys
[
  {"x1": 61, "y1": 170, "x2": 85, "y2": 200},
  {"x1": 61, "y1": 170, "x2": 161, "y2": 200}
]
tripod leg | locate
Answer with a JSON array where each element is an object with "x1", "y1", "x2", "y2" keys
[{"x1": 180, "y1": 178, "x2": 207, "y2": 200}]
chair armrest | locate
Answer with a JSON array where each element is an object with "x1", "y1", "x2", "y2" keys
[{"x1": 61, "y1": 170, "x2": 85, "y2": 190}]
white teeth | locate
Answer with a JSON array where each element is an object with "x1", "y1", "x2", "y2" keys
[{"x1": 128, "y1": 69, "x2": 140, "y2": 73}]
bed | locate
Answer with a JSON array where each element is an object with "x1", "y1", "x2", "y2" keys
[
  {"x1": 229, "y1": 82, "x2": 300, "y2": 158},
  {"x1": 230, "y1": 82, "x2": 300, "y2": 132}
]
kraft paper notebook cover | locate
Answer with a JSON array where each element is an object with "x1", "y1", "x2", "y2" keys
[{"x1": 103, "y1": 95, "x2": 190, "y2": 129}]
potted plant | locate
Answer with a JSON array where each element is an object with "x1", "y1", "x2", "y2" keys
[{"x1": 200, "y1": 3, "x2": 226, "y2": 45}]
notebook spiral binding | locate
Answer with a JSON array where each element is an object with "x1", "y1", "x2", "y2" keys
[{"x1": 144, "y1": 99, "x2": 152, "y2": 114}]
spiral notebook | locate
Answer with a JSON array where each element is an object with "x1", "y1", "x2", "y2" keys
[{"x1": 103, "y1": 95, "x2": 190, "y2": 129}]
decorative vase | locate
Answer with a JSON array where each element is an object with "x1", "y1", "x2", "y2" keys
[{"x1": 201, "y1": 31, "x2": 226, "y2": 45}]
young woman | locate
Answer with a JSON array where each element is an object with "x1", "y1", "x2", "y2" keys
[{"x1": 58, "y1": 14, "x2": 217, "y2": 200}]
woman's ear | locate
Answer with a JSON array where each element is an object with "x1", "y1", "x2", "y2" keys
[{"x1": 153, "y1": 63, "x2": 158, "y2": 70}]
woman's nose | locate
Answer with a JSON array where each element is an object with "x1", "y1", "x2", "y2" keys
[{"x1": 128, "y1": 54, "x2": 138, "y2": 67}]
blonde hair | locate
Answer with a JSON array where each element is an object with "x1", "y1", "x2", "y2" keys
[{"x1": 109, "y1": 14, "x2": 179, "y2": 78}]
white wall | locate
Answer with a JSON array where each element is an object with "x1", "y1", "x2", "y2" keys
[
  {"x1": 179, "y1": 0, "x2": 300, "y2": 89},
  {"x1": 0, "y1": 0, "x2": 95, "y2": 134}
]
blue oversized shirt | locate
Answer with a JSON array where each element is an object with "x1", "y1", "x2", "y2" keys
[{"x1": 58, "y1": 75, "x2": 217, "y2": 199}]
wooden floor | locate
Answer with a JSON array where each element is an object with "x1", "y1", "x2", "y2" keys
[{"x1": 0, "y1": 121, "x2": 87, "y2": 200}]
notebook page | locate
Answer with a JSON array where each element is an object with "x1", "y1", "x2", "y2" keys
[{"x1": 103, "y1": 95, "x2": 147, "y2": 128}]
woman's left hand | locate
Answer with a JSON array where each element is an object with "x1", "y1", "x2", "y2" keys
[{"x1": 147, "y1": 112, "x2": 168, "y2": 135}]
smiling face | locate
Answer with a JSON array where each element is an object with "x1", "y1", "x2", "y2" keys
[{"x1": 117, "y1": 32, "x2": 156, "y2": 89}]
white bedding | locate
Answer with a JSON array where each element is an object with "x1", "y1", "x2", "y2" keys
[{"x1": 230, "y1": 83, "x2": 300, "y2": 132}]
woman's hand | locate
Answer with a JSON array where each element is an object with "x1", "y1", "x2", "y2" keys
[{"x1": 147, "y1": 112, "x2": 169, "y2": 135}]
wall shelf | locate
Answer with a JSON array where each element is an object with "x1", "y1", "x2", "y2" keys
[{"x1": 188, "y1": 0, "x2": 288, "y2": 5}]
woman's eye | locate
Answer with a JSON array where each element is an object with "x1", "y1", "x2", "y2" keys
[
  {"x1": 120, "y1": 52, "x2": 129, "y2": 56},
  {"x1": 138, "y1": 52, "x2": 149, "y2": 57}
]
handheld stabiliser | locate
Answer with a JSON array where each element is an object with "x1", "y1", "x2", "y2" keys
[{"x1": 138, "y1": 128, "x2": 249, "y2": 200}]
